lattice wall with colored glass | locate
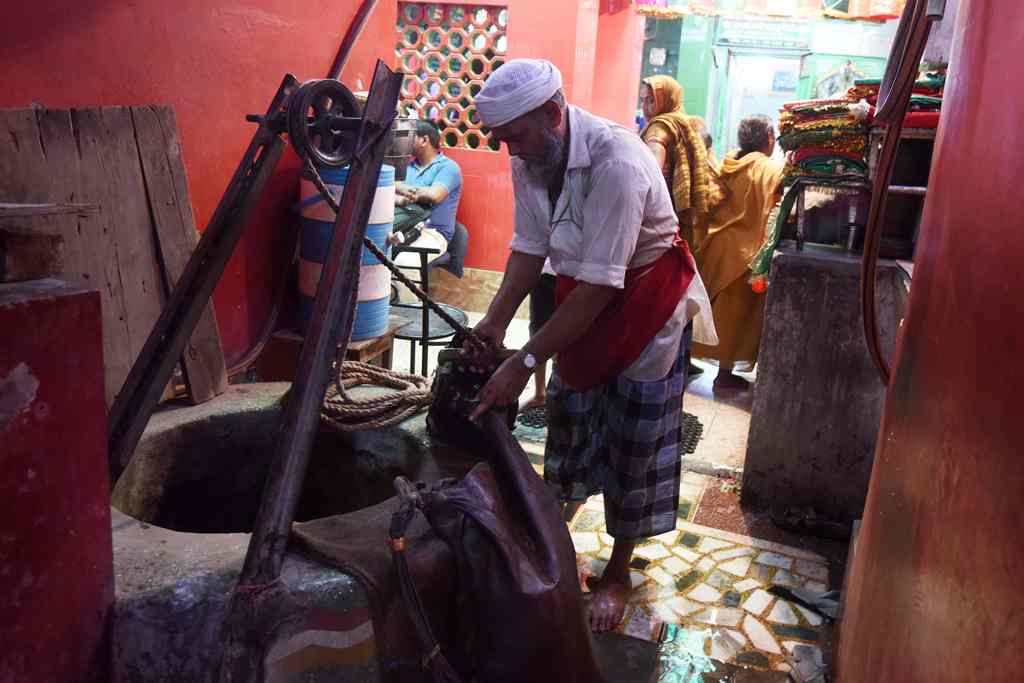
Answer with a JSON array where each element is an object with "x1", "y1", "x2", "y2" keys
[{"x1": 396, "y1": 3, "x2": 508, "y2": 151}]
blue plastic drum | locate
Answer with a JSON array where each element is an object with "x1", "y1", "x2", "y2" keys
[{"x1": 297, "y1": 165, "x2": 395, "y2": 340}]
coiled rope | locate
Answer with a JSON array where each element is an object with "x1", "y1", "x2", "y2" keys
[{"x1": 321, "y1": 361, "x2": 432, "y2": 432}]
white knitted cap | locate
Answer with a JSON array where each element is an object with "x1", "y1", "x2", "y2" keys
[{"x1": 474, "y1": 58, "x2": 563, "y2": 128}]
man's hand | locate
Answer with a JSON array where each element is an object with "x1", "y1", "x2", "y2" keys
[
  {"x1": 470, "y1": 353, "x2": 532, "y2": 421},
  {"x1": 465, "y1": 318, "x2": 506, "y2": 360}
]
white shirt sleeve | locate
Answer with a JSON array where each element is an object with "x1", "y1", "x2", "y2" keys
[
  {"x1": 575, "y1": 159, "x2": 647, "y2": 288},
  {"x1": 508, "y1": 164, "x2": 550, "y2": 258}
]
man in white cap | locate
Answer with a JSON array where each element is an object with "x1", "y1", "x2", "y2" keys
[{"x1": 467, "y1": 59, "x2": 716, "y2": 632}]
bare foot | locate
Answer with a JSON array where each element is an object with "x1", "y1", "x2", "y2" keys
[
  {"x1": 585, "y1": 573, "x2": 631, "y2": 632},
  {"x1": 713, "y1": 371, "x2": 750, "y2": 391},
  {"x1": 520, "y1": 394, "x2": 546, "y2": 411}
]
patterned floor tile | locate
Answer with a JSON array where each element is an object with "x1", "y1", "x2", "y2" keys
[
  {"x1": 767, "y1": 600, "x2": 799, "y2": 625},
  {"x1": 795, "y1": 558, "x2": 829, "y2": 582},
  {"x1": 741, "y1": 589, "x2": 773, "y2": 616},
  {"x1": 566, "y1": 508, "x2": 828, "y2": 672},
  {"x1": 795, "y1": 604, "x2": 824, "y2": 626},
  {"x1": 672, "y1": 546, "x2": 702, "y2": 563},
  {"x1": 691, "y1": 607, "x2": 744, "y2": 628},
  {"x1": 710, "y1": 628, "x2": 744, "y2": 660},
  {"x1": 689, "y1": 583, "x2": 722, "y2": 603},
  {"x1": 705, "y1": 570, "x2": 733, "y2": 591},
  {"x1": 652, "y1": 529, "x2": 680, "y2": 545},
  {"x1": 753, "y1": 551, "x2": 794, "y2": 570},
  {"x1": 647, "y1": 566, "x2": 676, "y2": 587},
  {"x1": 667, "y1": 596, "x2": 703, "y2": 617},
  {"x1": 697, "y1": 537, "x2": 734, "y2": 553},
  {"x1": 718, "y1": 555, "x2": 753, "y2": 576},
  {"x1": 570, "y1": 532, "x2": 601, "y2": 553},
  {"x1": 711, "y1": 546, "x2": 755, "y2": 562},
  {"x1": 743, "y1": 615, "x2": 782, "y2": 654},
  {"x1": 661, "y1": 555, "x2": 689, "y2": 576},
  {"x1": 771, "y1": 569, "x2": 801, "y2": 587},
  {"x1": 635, "y1": 543, "x2": 672, "y2": 561}
]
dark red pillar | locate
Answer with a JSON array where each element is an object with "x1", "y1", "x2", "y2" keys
[
  {"x1": 1, "y1": 280, "x2": 112, "y2": 682},
  {"x1": 836, "y1": 1, "x2": 1024, "y2": 679}
]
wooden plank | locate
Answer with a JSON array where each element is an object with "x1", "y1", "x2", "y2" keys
[
  {"x1": 0, "y1": 107, "x2": 133, "y2": 405},
  {"x1": 35, "y1": 109, "x2": 175, "y2": 403},
  {"x1": 0, "y1": 110, "x2": 103, "y2": 390},
  {"x1": 0, "y1": 109, "x2": 80, "y2": 244},
  {"x1": 129, "y1": 105, "x2": 227, "y2": 404},
  {"x1": 72, "y1": 107, "x2": 168, "y2": 405},
  {"x1": 0, "y1": 108, "x2": 178, "y2": 405},
  {"x1": 0, "y1": 202, "x2": 99, "y2": 218},
  {"x1": 33, "y1": 109, "x2": 90, "y2": 289}
]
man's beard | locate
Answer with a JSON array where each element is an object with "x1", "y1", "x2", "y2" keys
[{"x1": 522, "y1": 128, "x2": 566, "y2": 185}]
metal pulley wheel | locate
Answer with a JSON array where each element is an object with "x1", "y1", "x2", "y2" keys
[{"x1": 287, "y1": 79, "x2": 361, "y2": 167}]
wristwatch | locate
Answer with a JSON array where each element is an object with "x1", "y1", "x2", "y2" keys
[{"x1": 520, "y1": 352, "x2": 537, "y2": 370}]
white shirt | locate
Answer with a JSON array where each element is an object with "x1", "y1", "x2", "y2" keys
[{"x1": 510, "y1": 106, "x2": 717, "y2": 381}]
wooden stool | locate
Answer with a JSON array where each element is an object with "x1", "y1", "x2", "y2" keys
[{"x1": 254, "y1": 315, "x2": 409, "y2": 382}]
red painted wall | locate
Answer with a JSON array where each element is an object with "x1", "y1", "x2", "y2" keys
[
  {"x1": 2, "y1": 1, "x2": 648, "y2": 363},
  {"x1": 1, "y1": 282, "x2": 112, "y2": 682},
  {"x1": 591, "y1": 6, "x2": 646, "y2": 127},
  {"x1": 835, "y1": 1, "x2": 1024, "y2": 679},
  {"x1": 0, "y1": 1, "x2": 396, "y2": 368}
]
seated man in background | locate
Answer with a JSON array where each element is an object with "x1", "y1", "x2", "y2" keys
[
  {"x1": 691, "y1": 115, "x2": 783, "y2": 389},
  {"x1": 389, "y1": 120, "x2": 463, "y2": 262}
]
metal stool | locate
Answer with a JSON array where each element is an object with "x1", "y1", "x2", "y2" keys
[{"x1": 390, "y1": 237, "x2": 469, "y2": 376}]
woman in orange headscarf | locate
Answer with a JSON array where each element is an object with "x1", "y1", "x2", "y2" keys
[
  {"x1": 640, "y1": 75, "x2": 722, "y2": 378},
  {"x1": 639, "y1": 75, "x2": 718, "y2": 249}
]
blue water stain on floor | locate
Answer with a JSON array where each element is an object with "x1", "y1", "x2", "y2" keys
[{"x1": 658, "y1": 624, "x2": 716, "y2": 683}]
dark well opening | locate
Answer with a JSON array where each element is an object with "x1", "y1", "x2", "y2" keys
[{"x1": 112, "y1": 399, "x2": 479, "y2": 534}]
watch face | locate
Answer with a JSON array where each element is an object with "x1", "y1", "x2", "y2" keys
[{"x1": 523, "y1": 353, "x2": 537, "y2": 369}]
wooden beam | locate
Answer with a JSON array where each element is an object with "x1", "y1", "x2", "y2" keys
[
  {"x1": 0, "y1": 202, "x2": 99, "y2": 218},
  {"x1": 130, "y1": 105, "x2": 228, "y2": 405}
]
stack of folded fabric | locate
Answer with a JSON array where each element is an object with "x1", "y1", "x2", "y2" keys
[
  {"x1": 846, "y1": 73, "x2": 945, "y2": 129},
  {"x1": 778, "y1": 98, "x2": 871, "y2": 183}
]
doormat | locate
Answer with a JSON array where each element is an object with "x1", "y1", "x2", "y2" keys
[
  {"x1": 515, "y1": 408, "x2": 704, "y2": 455},
  {"x1": 514, "y1": 405, "x2": 548, "y2": 446},
  {"x1": 680, "y1": 411, "x2": 703, "y2": 455}
]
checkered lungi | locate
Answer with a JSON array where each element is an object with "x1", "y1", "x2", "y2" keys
[{"x1": 543, "y1": 329, "x2": 689, "y2": 541}]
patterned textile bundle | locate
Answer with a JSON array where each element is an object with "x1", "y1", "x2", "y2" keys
[
  {"x1": 777, "y1": 97, "x2": 869, "y2": 183},
  {"x1": 847, "y1": 74, "x2": 945, "y2": 100},
  {"x1": 846, "y1": 75, "x2": 945, "y2": 129}
]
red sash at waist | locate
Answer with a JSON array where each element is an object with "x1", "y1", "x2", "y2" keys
[{"x1": 555, "y1": 239, "x2": 695, "y2": 391}]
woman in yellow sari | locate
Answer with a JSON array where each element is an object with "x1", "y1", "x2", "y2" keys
[
  {"x1": 690, "y1": 115, "x2": 784, "y2": 389},
  {"x1": 639, "y1": 75, "x2": 714, "y2": 249},
  {"x1": 640, "y1": 75, "x2": 721, "y2": 378}
]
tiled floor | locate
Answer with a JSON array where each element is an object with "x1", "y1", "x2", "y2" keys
[{"x1": 568, "y1": 489, "x2": 829, "y2": 674}]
